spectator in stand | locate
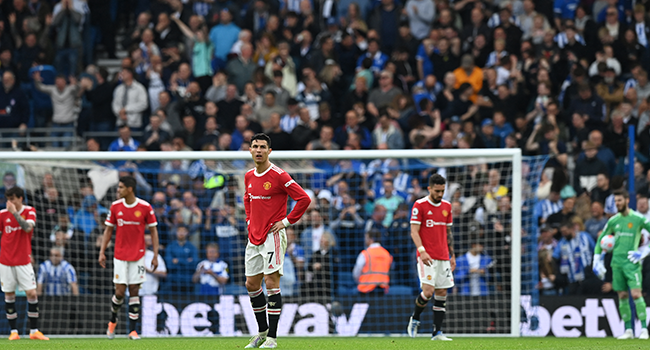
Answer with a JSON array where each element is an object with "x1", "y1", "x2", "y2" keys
[
  {"x1": 33, "y1": 72, "x2": 80, "y2": 148},
  {"x1": 73, "y1": 195, "x2": 105, "y2": 238},
  {"x1": 584, "y1": 201, "x2": 608, "y2": 241},
  {"x1": 577, "y1": 130, "x2": 617, "y2": 176},
  {"x1": 36, "y1": 247, "x2": 79, "y2": 296},
  {"x1": 142, "y1": 114, "x2": 172, "y2": 151},
  {"x1": 356, "y1": 39, "x2": 388, "y2": 77},
  {"x1": 279, "y1": 98, "x2": 300, "y2": 133},
  {"x1": 216, "y1": 85, "x2": 244, "y2": 132},
  {"x1": 112, "y1": 68, "x2": 149, "y2": 131},
  {"x1": 141, "y1": 233, "x2": 167, "y2": 296},
  {"x1": 575, "y1": 140, "x2": 609, "y2": 192},
  {"x1": 196, "y1": 116, "x2": 220, "y2": 149},
  {"x1": 552, "y1": 219, "x2": 595, "y2": 295},
  {"x1": 263, "y1": 70, "x2": 291, "y2": 109},
  {"x1": 303, "y1": 231, "x2": 338, "y2": 300},
  {"x1": 454, "y1": 236, "x2": 494, "y2": 296},
  {"x1": 367, "y1": 70, "x2": 401, "y2": 114},
  {"x1": 226, "y1": 43, "x2": 256, "y2": 94},
  {"x1": 205, "y1": 71, "x2": 227, "y2": 103},
  {"x1": 266, "y1": 112, "x2": 292, "y2": 150},
  {"x1": 81, "y1": 68, "x2": 115, "y2": 135},
  {"x1": 166, "y1": 224, "x2": 199, "y2": 294},
  {"x1": 154, "y1": 12, "x2": 182, "y2": 49},
  {"x1": 292, "y1": 107, "x2": 319, "y2": 150},
  {"x1": 301, "y1": 210, "x2": 335, "y2": 264},
  {"x1": 454, "y1": 54, "x2": 483, "y2": 103},
  {"x1": 52, "y1": 0, "x2": 83, "y2": 76},
  {"x1": 372, "y1": 111, "x2": 404, "y2": 149},
  {"x1": 192, "y1": 243, "x2": 229, "y2": 295},
  {"x1": 0, "y1": 70, "x2": 29, "y2": 143},
  {"x1": 335, "y1": 110, "x2": 372, "y2": 149},
  {"x1": 568, "y1": 83, "x2": 606, "y2": 130},
  {"x1": 547, "y1": 195, "x2": 576, "y2": 229},
  {"x1": 109, "y1": 125, "x2": 140, "y2": 152},
  {"x1": 177, "y1": 115, "x2": 203, "y2": 151},
  {"x1": 255, "y1": 91, "x2": 287, "y2": 131},
  {"x1": 172, "y1": 16, "x2": 214, "y2": 91},
  {"x1": 591, "y1": 173, "x2": 612, "y2": 205}
]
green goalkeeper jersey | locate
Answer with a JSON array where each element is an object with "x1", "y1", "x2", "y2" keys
[{"x1": 595, "y1": 209, "x2": 650, "y2": 268}]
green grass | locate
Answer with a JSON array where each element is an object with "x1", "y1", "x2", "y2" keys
[{"x1": 0, "y1": 337, "x2": 649, "y2": 350}]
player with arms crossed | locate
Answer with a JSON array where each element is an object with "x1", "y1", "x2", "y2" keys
[
  {"x1": 407, "y1": 174, "x2": 455, "y2": 341},
  {"x1": 593, "y1": 190, "x2": 650, "y2": 339},
  {"x1": 0, "y1": 187, "x2": 48, "y2": 340},
  {"x1": 99, "y1": 176, "x2": 159, "y2": 340},
  {"x1": 243, "y1": 133, "x2": 311, "y2": 348}
]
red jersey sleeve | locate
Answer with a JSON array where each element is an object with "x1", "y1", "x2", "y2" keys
[
  {"x1": 145, "y1": 203, "x2": 157, "y2": 227},
  {"x1": 446, "y1": 203, "x2": 453, "y2": 226},
  {"x1": 105, "y1": 204, "x2": 115, "y2": 227},
  {"x1": 280, "y1": 172, "x2": 311, "y2": 225},
  {"x1": 410, "y1": 201, "x2": 422, "y2": 225},
  {"x1": 25, "y1": 207, "x2": 36, "y2": 226}
]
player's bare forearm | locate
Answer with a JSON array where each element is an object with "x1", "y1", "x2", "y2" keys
[
  {"x1": 447, "y1": 226, "x2": 455, "y2": 257},
  {"x1": 12, "y1": 212, "x2": 33, "y2": 233},
  {"x1": 99, "y1": 225, "x2": 113, "y2": 254},
  {"x1": 150, "y1": 226, "x2": 160, "y2": 256},
  {"x1": 410, "y1": 223, "x2": 423, "y2": 248}
]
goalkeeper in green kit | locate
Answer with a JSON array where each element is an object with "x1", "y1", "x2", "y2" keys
[{"x1": 593, "y1": 190, "x2": 649, "y2": 339}]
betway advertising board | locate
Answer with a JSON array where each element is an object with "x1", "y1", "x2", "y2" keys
[{"x1": 521, "y1": 295, "x2": 649, "y2": 337}]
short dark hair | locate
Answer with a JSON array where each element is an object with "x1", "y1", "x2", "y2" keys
[
  {"x1": 367, "y1": 229, "x2": 381, "y2": 243},
  {"x1": 429, "y1": 174, "x2": 447, "y2": 186},
  {"x1": 99, "y1": 67, "x2": 109, "y2": 81},
  {"x1": 251, "y1": 133, "x2": 271, "y2": 148},
  {"x1": 119, "y1": 176, "x2": 137, "y2": 192},
  {"x1": 560, "y1": 219, "x2": 575, "y2": 229},
  {"x1": 5, "y1": 186, "x2": 24, "y2": 199},
  {"x1": 613, "y1": 189, "x2": 629, "y2": 199}
]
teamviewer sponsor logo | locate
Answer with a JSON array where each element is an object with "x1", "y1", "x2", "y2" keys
[
  {"x1": 249, "y1": 195, "x2": 272, "y2": 200},
  {"x1": 117, "y1": 219, "x2": 141, "y2": 227}
]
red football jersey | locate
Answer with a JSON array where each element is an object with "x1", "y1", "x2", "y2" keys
[
  {"x1": 105, "y1": 198, "x2": 157, "y2": 261},
  {"x1": 410, "y1": 197, "x2": 453, "y2": 261},
  {"x1": 244, "y1": 163, "x2": 311, "y2": 245},
  {"x1": 0, "y1": 205, "x2": 36, "y2": 266}
]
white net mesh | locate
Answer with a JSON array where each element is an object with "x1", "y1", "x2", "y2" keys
[{"x1": 0, "y1": 151, "x2": 545, "y2": 336}]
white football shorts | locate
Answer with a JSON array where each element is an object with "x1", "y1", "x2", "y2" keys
[
  {"x1": 417, "y1": 258, "x2": 454, "y2": 289},
  {"x1": 113, "y1": 257, "x2": 147, "y2": 285},
  {"x1": 0, "y1": 263, "x2": 37, "y2": 293},
  {"x1": 245, "y1": 229, "x2": 287, "y2": 277}
]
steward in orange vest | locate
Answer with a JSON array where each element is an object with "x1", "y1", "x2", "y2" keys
[{"x1": 354, "y1": 230, "x2": 393, "y2": 294}]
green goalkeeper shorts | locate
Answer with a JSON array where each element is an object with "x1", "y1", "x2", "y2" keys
[{"x1": 612, "y1": 265, "x2": 643, "y2": 291}]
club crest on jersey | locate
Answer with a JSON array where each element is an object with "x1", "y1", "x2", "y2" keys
[
  {"x1": 135, "y1": 211, "x2": 142, "y2": 218},
  {"x1": 115, "y1": 274, "x2": 119, "y2": 279},
  {"x1": 427, "y1": 275, "x2": 432, "y2": 280},
  {"x1": 263, "y1": 182, "x2": 272, "y2": 190},
  {"x1": 442, "y1": 210, "x2": 448, "y2": 217},
  {"x1": 628, "y1": 223, "x2": 634, "y2": 228}
]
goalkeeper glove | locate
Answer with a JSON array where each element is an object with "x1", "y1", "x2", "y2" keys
[
  {"x1": 592, "y1": 253, "x2": 607, "y2": 280},
  {"x1": 627, "y1": 246, "x2": 650, "y2": 264}
]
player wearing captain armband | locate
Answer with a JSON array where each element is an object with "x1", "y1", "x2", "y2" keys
[
  {"x1": 593, "y1": 190, "x2": 650, "y2": 340},
  {"x1": 406, "y1": 174, "x2": 455, "y2": 341},
  {"x1": 243, "y1": 133, "x2": 311, "y2": 349}
]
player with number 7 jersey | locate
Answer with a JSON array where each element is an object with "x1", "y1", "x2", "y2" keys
[{"x1": 99, "y1": 176, "x2": 159, "y2": 340}]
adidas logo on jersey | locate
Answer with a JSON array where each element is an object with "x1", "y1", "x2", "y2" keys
[
  {"x1": 118, "y1": 211, "x2": 123, "y2": 216},
  {"x1": 428, "y1": 211, "x2": 433, "y2": 215},
  {"x1": 5, "y1": 218, "x2": 10, "y2": 223},
  {"x1": 248, "y1": 184, "x2": 252, "y2": 188},
  {"x1": 268, "y1": 264, "x2": 274, "y2": 269}
]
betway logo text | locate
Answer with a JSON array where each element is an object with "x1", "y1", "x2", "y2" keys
[{"x1": 142, "y1": 296, "x2": 368, "y2": 336}]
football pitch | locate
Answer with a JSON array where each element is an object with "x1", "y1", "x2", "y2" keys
[{"x1": 0, "y1": 337, "x2": 648, "y2": 349}]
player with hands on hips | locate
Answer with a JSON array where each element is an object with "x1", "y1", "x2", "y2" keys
[
  {"x1": 593, "y1": 190, "x2": 650, "y2": 340},
  {"x1": 407, "y1": 174, "x2": 455, "y2": 341},
  {"x1": 243, "y1": 133, "x2": 311, "y2": 349}
]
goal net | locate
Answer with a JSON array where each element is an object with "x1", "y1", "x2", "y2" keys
[{"x1": 0, "y1": 150, "x2": 546, "y2": 337}]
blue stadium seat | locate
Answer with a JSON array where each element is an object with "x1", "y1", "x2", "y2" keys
[
  {"x1": 223, "y1": 284, "x2": 248, "y2": 295},
  {"x1": 336, "y1": 286, "x2": 359, "y2": 296},
  {"x1": 386, "y1": 285, "x2": 414, "y2": 296}
]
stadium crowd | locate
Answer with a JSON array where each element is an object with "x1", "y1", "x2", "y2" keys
[{"x1": 0, "y1": 0, "x2": 650, "y2": 299}]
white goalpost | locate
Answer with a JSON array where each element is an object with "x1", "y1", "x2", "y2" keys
[{"x1": 0, "y1": 149, "x2": 524, "y2": 337}]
